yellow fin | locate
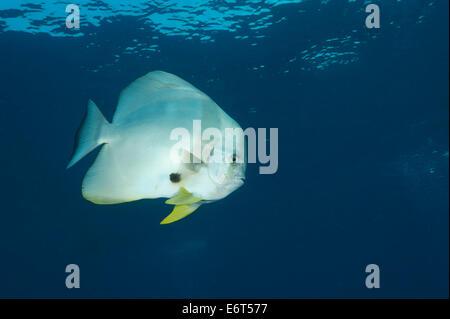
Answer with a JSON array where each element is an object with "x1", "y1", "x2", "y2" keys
[
  {"x1": 160, "y1": 203, "x2": 202, "y2": 224},
  {"x1": 165, "y1": 187, "x2": 202, "y2": 205}
]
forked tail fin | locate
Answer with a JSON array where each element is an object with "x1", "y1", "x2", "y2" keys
[{"x1": 67, "y1": 100, "x2": 112, "y2": 169}]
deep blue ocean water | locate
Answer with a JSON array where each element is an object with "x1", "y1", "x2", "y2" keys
[{"x1": 0, "y1": 0, "x2": 448, "y2": 298}]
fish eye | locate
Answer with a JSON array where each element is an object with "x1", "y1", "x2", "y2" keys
[{"x1": 231, "y1": 154, "x2": 237, "y2": 163}]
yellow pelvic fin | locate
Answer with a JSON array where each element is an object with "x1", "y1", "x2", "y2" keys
[
  {"x1": 160, "y1": 202, "x2": 202, "y2": 224},
  {"x1": 165, "y1": 187, "x2": 202, "y2": 205}
]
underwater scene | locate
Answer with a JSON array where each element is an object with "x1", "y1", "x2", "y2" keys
[{"x1": 0, "y1": 0, "x2": 448, "y2": 298}]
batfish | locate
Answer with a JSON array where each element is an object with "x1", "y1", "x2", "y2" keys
[{"x1": 67, "y1": 71, "x2": 246, "y2": 224}]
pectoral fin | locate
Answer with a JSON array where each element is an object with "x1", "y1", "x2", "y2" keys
[
  {"x1": 160, "y1": 202, "x2": 202, "y2": 224},
  {"x1": 165, "y1": 187, "x2": 202, "y2": 205}
]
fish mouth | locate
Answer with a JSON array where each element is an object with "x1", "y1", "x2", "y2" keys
[{"x1": 240, "y1": 178, "x2": 246, "y2": 182}]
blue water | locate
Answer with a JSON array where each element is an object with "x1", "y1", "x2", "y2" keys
[{"x1": 0, "y1": 0, "x2": 448, "y2": 298}]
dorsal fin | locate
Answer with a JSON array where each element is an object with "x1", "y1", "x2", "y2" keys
[{"x1": 112, "y1": 71, "x2": 207, "y2": 123}]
